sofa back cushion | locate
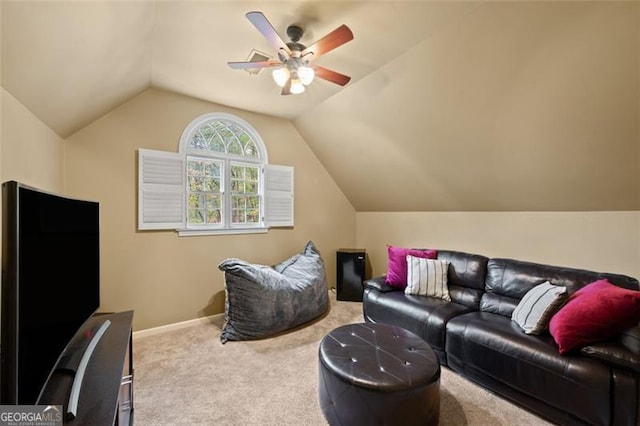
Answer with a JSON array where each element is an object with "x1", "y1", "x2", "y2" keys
[
  {"x1": 437, "y1": 250, "x2": 488, "y2": 309},
  {"x1": 481, "y1": 258, "x2": 640, "y2": 318}
]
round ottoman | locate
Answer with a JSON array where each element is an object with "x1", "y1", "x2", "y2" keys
[{"x1": 318, "y1": 323, "x2": 440, "y2": 426}]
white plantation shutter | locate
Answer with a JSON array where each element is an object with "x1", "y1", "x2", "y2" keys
[
  {"x1": 264, "y1": 164, "x2": 294, "y2": 227},
  {"x1": 138, "y1": 149, "x2": 185, "y2": 230}
]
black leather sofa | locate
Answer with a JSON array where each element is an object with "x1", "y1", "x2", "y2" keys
[{"x1": 363, "y1": 250, "x2": 640, "y2": 426}]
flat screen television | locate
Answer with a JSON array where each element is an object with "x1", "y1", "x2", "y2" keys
[{"x1": 1, "y1": 181, "x2": 100, "y2": 404}]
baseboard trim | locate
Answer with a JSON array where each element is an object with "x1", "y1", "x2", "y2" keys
[
  {"x1": 134, "y1": 290, "x2": 337, "y2": 340},
  {"x1": 133, "y1": 313, "x2": 223, "y2": 340}
]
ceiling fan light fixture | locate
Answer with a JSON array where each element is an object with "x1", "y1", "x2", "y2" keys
[
  {"x1": 229, "y1": 12, "x2": 354, "y2": 95},
  {"x1": 290, "y1": 77, "x2": 305, "y2": 94},
  {"x1": 272, "y1": 67, "x2": 290, "y2": 87},
  {"x1": 298, "y1": 65, "x2": 315, "y2": 85}
]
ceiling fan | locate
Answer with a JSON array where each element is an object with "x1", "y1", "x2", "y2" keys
[{"x1": 228, "y1": 11, "x2": 354, "y2": 95}]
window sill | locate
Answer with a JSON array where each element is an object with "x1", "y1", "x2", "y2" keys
[{"x1": 177, "y1": 227, "x2": 268, "y2": 237}]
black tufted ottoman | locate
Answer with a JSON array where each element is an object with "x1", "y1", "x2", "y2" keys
[{"x1": 318, "y1": 323, "x2": 440, "y2": 425}]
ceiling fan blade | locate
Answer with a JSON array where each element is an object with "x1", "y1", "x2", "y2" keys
[
  {"x1": 228, "y1": 60, "x2": 281, "y2": 70},
  {"x1": 281, "y1": 78, "x2": 292, "y2": 96},
  {"x1": 312, "y1": 65, "x2": 351, "y2": 86},
  {"x1": 301, "y1": 25, "x2": 353, "y2": 59},
  {"x1": 246, "y1": 11, "x2": 292, "y2": 56}
]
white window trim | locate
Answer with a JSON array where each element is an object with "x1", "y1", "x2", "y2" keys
[
  {"x1": 179, "y1": 112, "x2": 268, "y2": 162},
  {"x1": 177, "y1": 227, "x2": 268, "y2": 237},
  {"x1": 137, "y1": 113, "x2": 293, "y2": 235}
]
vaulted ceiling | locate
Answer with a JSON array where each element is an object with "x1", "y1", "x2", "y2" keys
[
  {"x1": 2, "y1": 1, "x2": 472, "y2": 137},
  {"x1": 2, "y1": 1, "x2": 639, "y2": 212}
]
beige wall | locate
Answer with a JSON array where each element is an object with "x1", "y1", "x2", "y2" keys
[
  {"x1": 1, "y1": 88, "x2": 64, "y2": 191},
  {"x1": 2, "y1": 87, "x2": 639, "y2": 333},
  {"x1": 357, "y1": 212, "x2": 640, "y2": 281},
  {"x1": 64, "y1": 88, "x2": 356, "y2": 330}
]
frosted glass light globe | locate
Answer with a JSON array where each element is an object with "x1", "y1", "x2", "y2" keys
[
  {"x1": 290, "y1": 78, "x2": 305, "y2": 94},
  {"x1": 272, "y1": 67, "x2": 290, "y2": 87},
  {"x1": 298, "y1": 66, "x2": 315, "y2": 85}
]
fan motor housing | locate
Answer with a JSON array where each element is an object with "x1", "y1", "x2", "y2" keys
[
  {"x1": 286, "y1": 25, "x2": 303, "y2": 42},
  {"x1": 286, "y1": 25, "x2": 306, "y2": 53}
]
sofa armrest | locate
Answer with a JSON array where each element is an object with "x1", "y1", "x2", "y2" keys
[
  {"x1": 364, "y1": 276, "x2": 399, "y2": 293},
  {"x1": 580, "y1": 326, "x2": 640, "y2": 373}
]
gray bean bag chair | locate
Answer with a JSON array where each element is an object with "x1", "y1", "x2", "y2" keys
[{"x1": 218, "y1": 241, "x2": 329, "y2": 343}]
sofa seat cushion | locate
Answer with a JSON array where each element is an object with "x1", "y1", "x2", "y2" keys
[
  {"x1": 446, "y1": 312, "x2": 612, "y2": 426},
  {"x1": 363, "y1": 288, "x2": 472, "y2": 356}
]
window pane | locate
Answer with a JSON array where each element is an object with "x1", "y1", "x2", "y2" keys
[
  {"x1": 245, "y1": 181, "x2": 257, "y2": 194},
  {"x1": 200, "y1": 125, "x2": 214, "y2": 142},
  {"x1": 232, "y1": 209, "x2": 244, "y2": 223},
  {"x1": 187, "y1": 160, "x2": 204, "y2": 175},
  {"x1": 232, "y1": 195, "x2": 246, "y2": 209},
  {"x1": 189, "y1": 133, "x2": 207, "y2": 150},
  {"x1": 247, "y1": 208, "x2": 259, "y2": 223},
  {"x1": 246, "y1": 166, "x2": 259, "y2": 181},
  {"x1": 230, "y1": 180, "x2": 243, "y2": 193},
  {"x1": 209, "y1": 133, "x2": 225, "y2": 152},
  {"x1": 230, "y1": 165, "x2": 259, "y2": 196},
  {"x1": 205, "y1": 162, "x2": 220, "y2": 177},
  {"x1": 244, "y1": 140, "x2": 259, "y2": 158},
  {"x1": 188, "y1": 194, "x2": 205, "y2": 224},
  {"x1": 228, "y1": 140, "x2": 243, "y2": 155},
  {"x1": 203, "y1": 177, "x2": 220, "y2": 192},
  {"x1": 207, "y1": 209, "x2": 221, "y2": 224},
  {"x1": 189, "y1": 176, "x2": 204, "y2": 191},
  {"x1": 205, "y1": 195, "x2": 221, "y2": 224},
  {"x1": 231, "y1": 194, "x2": 261, "y2": 224},
  {"x1": 189, "y1": 119, "x2": 260, "y2": 159},
  {"x1": 229, "y1": 124, "x2": 244, "y2": 135},
  {"x1": 220, "y1": 128, "x2": 234, "y2": 146},
  {"x1": 213, "y1": 121, "x2": 226, "y2": 132},
  {"x1": 247, "y1": 196, "x2": 260, "y2": 209},
  {"x1": 206, "y1": 194, "x2": 220, "y2": 209},
  {"x1": 230, "y1": 165, "x2": 244, "y2": 179},
  {"x1": 187, "y1": 157, "x2": 223, "y2": 226},
  {"x1": 202, "y1": 162, "x2": 218, "y2": 190}
]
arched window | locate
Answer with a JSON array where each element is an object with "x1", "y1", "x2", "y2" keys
[
  {"x1": 181, "y1": 113, "x2": 266, "y2": 228},
  {"x1": 138, "y1": 113, "x2": 293, "y2": 235}
]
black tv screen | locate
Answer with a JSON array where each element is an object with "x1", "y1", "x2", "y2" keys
[{"x1": 1, "y1": 181, "x2": 100, "y2": 404}]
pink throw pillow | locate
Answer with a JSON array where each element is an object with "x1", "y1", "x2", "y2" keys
[
  {"x1": 549, "y1": 279, "x2": 640, "y2": 354},
  {"x1": 385, "y1": 245, "x2": 437, "y2": 288}
]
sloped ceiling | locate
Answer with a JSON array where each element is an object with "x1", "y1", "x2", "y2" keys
[
  {"x1": 295, "y1": 1, "x2": 640, "y2": 211},
  {"x1": 1, "y1": 1, "x2": 473, "y2": 137},
  {"x1": 2, "y1": 1, "x2": 154, "y2": 138},
  {"x1": 2, "y1": 1, "x2": 639, "y2": 211}
]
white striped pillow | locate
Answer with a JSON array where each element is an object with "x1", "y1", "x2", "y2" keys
[
  {"x1": 404, "y1": 256, "x2": 451, "y2": 301},
  {"x1": 512, "y1": 281, "x2": 567, "y2": 335}
]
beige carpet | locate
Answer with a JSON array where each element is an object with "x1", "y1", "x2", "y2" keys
[{"x1": 133, "y1": 298, "x2": 550, "y2": 425}]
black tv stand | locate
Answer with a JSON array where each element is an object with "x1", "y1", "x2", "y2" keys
[{"x1": 38, "y1": 311, "x2": 134, "y2": 426}]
